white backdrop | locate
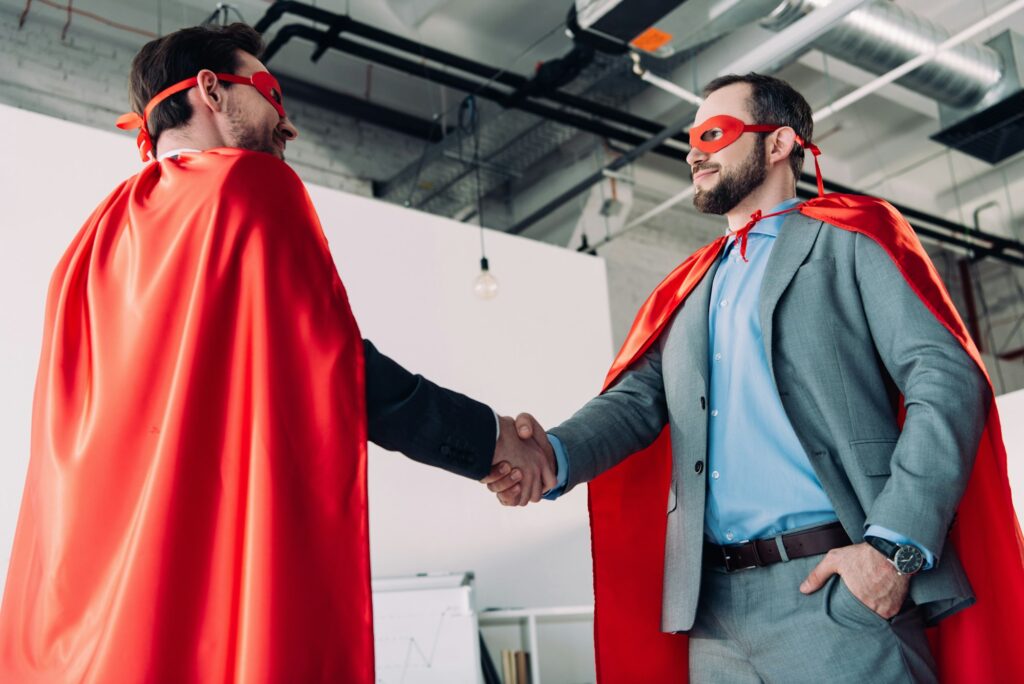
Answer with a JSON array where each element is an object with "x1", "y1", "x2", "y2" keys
[
  {"x1": 997, "y1": 389, "x2": 1024, "y2": 528},
  {"x1": 0, "y1": 103, "x2": 611, "y2": 682}
]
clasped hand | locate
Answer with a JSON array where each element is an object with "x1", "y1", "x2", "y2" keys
[
  {"x1": 800, "y1": 542, "x2": 911, "y2": 619},
  {"x1": 479, "y1": 414, "x2": 555, "y2": 506}
]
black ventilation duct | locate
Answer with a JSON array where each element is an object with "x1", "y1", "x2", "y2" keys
[{"x1": 932, "y1": 31, "x2": 1024, "y2": 164}]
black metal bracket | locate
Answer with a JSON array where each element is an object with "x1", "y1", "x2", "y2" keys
[{"x1": 311, "y1": 16, "x2": 351, "y2": 63}]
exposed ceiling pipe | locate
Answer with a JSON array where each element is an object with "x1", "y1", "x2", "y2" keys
[
  {"x1": 814, "y1": 0, "x2": 1024, "y2": 122},
  {"x1": 724, "y1": 0, "x2": 877, "y2": 75},
  {"x1": 622, "y1": 185, "x2": 695, "y2": 233},
  {"x1": 763, "y1": 0, "x2": 1005, "y2": 109},
  {"x1": 255, "y1": 2, "x2": 681, "y2": 144},
  {"x1": 277, "y1": 74, "x2": 450, "y2": 142},
  {"x1": 631, "y1": 53, "x2": 704, "y2": 106},
  {"x1": 255, "y1": 2, "x2": 696, "y2": 213},
  {"x1": 262, "y1": 24, "x2": 685, "y2": 153},
  {"x1": 251, "y1": 2, "x2": 1024, "y2": 266}
]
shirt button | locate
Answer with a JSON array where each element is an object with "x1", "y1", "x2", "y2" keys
[
  {"x1": 694, "y1": 460, "x2": 704, "y2": 474},
  {"x1": 711, "y1": 409, "x2": 719, "y2": 417},
  {"x1": 720, "y1": 299, "x2": 729, "y2": 308},
  {"x1": 714, "y1": 352, "x2": 722, "y2": 361},
  {"x1": 725, "y1": 531, "x2": 735, "y2": 541},
  {"x1": 711, "y1": 470, "x2": 720, "y2": 479}
]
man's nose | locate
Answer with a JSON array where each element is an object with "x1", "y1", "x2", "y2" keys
[
  {"x1": 686, "y1": 145, "x2": 706, "y2": 167},
  {"x1": 278, "y1": 116, "x2": 298, "y2": 141}
]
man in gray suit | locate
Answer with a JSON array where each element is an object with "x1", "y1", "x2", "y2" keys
[{"x1": 483, "y1": 74, "x2": 989, "y2": 682}]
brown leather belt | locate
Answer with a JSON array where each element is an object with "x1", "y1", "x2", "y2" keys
[{"x1": 704, "y1": 521, "x2": 852, "y2": 572}]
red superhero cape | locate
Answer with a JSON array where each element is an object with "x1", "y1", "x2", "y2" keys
[
  {"x1": 589, "y1": 193, "x2": 1024, "y2": 683},
  {"x1": 0, "y1": 149, "x2": 374, "y2": 683}
]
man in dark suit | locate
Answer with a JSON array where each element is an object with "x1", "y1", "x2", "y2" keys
[{"x1": 365, "y1": 338, "x2": 554, "y2": 496}]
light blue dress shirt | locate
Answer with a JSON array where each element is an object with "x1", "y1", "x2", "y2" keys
[
  {"x1": 545, "y1": 197, "x2": 933, "y2": 567},
  {"x1": 703, "y1": 197, "x2": 836, "y2": 545}
]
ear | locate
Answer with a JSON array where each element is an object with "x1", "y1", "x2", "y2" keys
[
  {"x1": 193, "y1": 69, "x2": 224, "y2": 114},
  {"x1": 767, "y1": 126, "x2": 797, "y2": 167}
]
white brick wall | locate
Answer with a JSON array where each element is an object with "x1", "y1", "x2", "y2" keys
[
  {"x1": 0, "y1": 4, "x2": 428, "y2": 196},
  {"x1": 0, "y1": 7, "x2": 132, "y2": 131}
]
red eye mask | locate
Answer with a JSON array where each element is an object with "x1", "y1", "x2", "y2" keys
[
  {"x1": 116, "y1": 71, "x2": 287, "y2": 162},
  {"x1": 688, "y1": 115, "x2": 780, "y2": 153},
  {"x1": 689, "y1": 114, "x2": 823, "y2": 195}
]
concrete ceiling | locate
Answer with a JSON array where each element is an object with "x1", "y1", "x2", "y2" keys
[{"x1": 4, "y1": 0, "x2": 1023, "y2": 243}]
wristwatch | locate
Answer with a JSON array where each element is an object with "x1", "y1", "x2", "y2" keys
[{"x1": 864, "y1": 535, "x2": 925, "y2": 576}]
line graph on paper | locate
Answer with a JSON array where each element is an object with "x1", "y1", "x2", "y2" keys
[{"x1": 373, "y1": 605, "x2": 480, "y2": 684}]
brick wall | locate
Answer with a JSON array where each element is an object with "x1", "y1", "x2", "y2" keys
[{"x1": 0, "y1": 3, "x2": 426, "y2": 196}]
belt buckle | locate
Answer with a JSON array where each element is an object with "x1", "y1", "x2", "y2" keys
[
  {"x1": 749, "y1": 539, "x2": 763, "y2": 566},
  {"x1": 722, "y1": 541, "x2": 757, "y2": 573}
]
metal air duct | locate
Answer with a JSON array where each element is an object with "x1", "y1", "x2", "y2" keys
[
  {"x1": 762, "y1": 0, "x2": 1004, "y2": 108},
  {"x1": 763, "y1": 1, "x2": 1024, "y2": 163}
]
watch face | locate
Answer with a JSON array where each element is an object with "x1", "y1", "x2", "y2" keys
[{"x1": 893, "y1": 545, "x2": 925, "y2": 574}]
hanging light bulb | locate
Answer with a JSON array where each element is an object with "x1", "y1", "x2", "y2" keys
[
  {"x1": 474, "y1": 256, "x2": 499, "y2": 300},
  {"x1": 463, "y1": 94, "x2": 498, "y2": 301}
]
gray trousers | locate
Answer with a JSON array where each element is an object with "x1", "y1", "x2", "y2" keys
[{"x1": 689, "y1": 554, "x2": 938, "y2": 684}]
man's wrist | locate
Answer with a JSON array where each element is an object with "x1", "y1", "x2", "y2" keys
[
  {"x1": 864, "y1": 524, "x2": 935, "y2": 571},
  {"x1": 864, "y1": 535, "x2": 925, "y2": 576},
  {"x1": 543, "y1": 433, "x2": 569, "y2": 500}
]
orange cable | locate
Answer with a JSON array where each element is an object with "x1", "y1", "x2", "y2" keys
[{"x1": 26, "y1": 0, "x2": 157, "y2": 39}]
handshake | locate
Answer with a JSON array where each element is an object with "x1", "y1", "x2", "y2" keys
[{"x1": 480, "y1": 414, "x2": 556, "y2": 506}]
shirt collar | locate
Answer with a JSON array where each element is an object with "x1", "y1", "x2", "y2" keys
[
  {"x1": 156, "y1": 148, "x2": 202, "y2": 161},
  {"x1": 724, "y1": 196, "x2": 802, "y2": 239}
]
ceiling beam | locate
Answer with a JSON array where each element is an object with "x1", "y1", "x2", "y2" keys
[{"x1": 795, "y1": 52, "x2": 939, "y2": 120}]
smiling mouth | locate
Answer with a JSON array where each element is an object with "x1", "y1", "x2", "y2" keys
[{"x1": 692, "y1": 168, "x2": 718, "y2": 182}]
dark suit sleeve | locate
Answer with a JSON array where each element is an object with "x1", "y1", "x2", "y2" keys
[{"x1": 363, "y1": 339, "x2": 497, "y2": 480}]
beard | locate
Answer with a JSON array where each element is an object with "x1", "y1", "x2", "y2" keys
[
  {"x1": 228, "y1": 109, "x2": 282, "y2": 160},
  {"x1": 692, "y1": 139, "x2": 767, "y2": 215}
]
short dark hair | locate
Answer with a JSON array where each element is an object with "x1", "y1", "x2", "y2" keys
[
  {"x1": 128, "y1": 23, "x2": 264, "y2": 145},
  {"x1": 701, "y1": 73, "x2": 813, "y2": 181}
]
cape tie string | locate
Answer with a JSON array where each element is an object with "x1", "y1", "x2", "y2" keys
[
  {"x1": 116, "y1": 78, "x2": 198, "y2": 162},
  {"x1": 730, "y1": 210, "x2": 762, "y2": 262},
  {"x1": 806, "y1": 142, "x2": 824, "y2": 197},
  {"x1": 728, "y1": 204, "x2": 806, "y2": 262},
  {"x1": 116, "y1": 112, "x2": 153, "y2": 162},
  {"x1": 794, "y1": 134, "x2": 824, "y2": 197}
]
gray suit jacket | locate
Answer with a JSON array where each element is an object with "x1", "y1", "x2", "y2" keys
[{"x1": 550, "y1": 211, "x2": 991, "y2": 632}]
